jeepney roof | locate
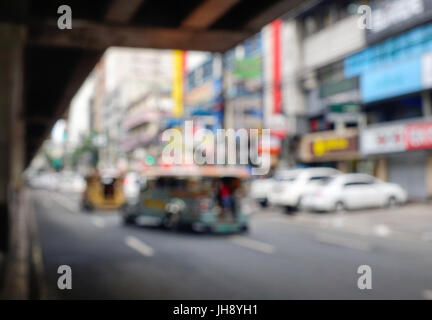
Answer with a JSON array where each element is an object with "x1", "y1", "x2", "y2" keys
[{"x1": 140, "y1": 166, "x2": 250, "y2": 178}]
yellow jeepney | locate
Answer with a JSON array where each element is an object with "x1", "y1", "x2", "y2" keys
[{"x1": 81, "y1": 170, "x2": 125, "y2": 211}]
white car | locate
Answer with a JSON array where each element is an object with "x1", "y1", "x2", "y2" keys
[
  {"x1": 58, "y1": 171, "x2": 86, "y2": 193},
  {"x1": 250, "y1": 178, "x2": 273, "y2": 207},
  {"x1": 268, "y1": 167, "x2": 341, "y2": 212},
  {"x1": 301, "y1": 173, "x2": 408, "y2": 212},
  {"x1": 123, "y1": 172, "x2": 145, "y2": 202},
  {"x1": 29, "y1": 172, "x2": 60, "y2": 190},
  {"x1": 249, "y1": 170, "x2": 294, "y2": 207}
]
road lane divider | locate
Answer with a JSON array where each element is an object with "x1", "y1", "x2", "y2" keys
[
  {"x1": 229, "y1": 236, "x2": 275, "y2": 254},
  {"x1": 315, "y1": 233, "x2": 372, "y2": 252},
  {"x1": 125, "y1": 236, "x2": 154, "y2": 257},
  {"x1": 373, "y1": 224, "x2": 391, "y2": 237},
  {"x1": 91, "y1": 217, "x2": 106, "y2": 228},
  {"x1": 40, "y1": 196, "x2": 52, "y2": 210},
  {"x1": 52, "y1": 193, "x2": 79, "y2": 212},
  {"x1": 422, "y1": 290, "x2": 432, "y2": 300}
]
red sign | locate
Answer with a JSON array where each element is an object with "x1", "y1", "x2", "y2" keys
[
  {"x1": 271, "y1": 20, "x2": 282, "y2": 114},
  {"x1": 404, "y1": 122, "x2": 432, "y2": 150}
]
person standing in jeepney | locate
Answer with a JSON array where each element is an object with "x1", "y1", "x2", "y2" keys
[{"x1": 218, "y1": 179, "x2": 233, "y2": 218}]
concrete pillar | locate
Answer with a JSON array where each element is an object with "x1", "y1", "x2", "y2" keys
[
  {"x1": 375, "y1": 157, "x2": 388, "y2": 182},
  {"x1": 0, "y1": 24, "x2": 25, "y2": 252},
  {"x1": 422, "y1": 90, "x2": 432, "y2": 117},
  {"x1": 427, "y1": 156, "x2": 432, "y2": 200},
  {"x1": 337, "y1": 161, "x2": 349, "y2": 173}
]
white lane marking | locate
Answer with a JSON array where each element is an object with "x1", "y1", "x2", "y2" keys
[
  {"x1": 92, "y1": 217, "x2": 106, "y2": 228},
  {"x1": 124, "y1": 236, "x2": 154, "y2": 257},
  {"x1": 332, "y1": 217, "x2": 345, "y2": 228},
  {"x1": 373, "y1": 224, "x2": 391, "y2": 237},
  {"x1": 52, "y1": 194, "x2": 78, "y2": 212},
  {"x1": 230, "y1": 236, "x2": 275, "y2": 254},
  {"x1": 315, "y1": 234, "x2": 371, "y2": 252},
  {"x1": 40, "y1": 196, "x2": 52, "y2": 210},
  {"x1": 422, "y1": 290, "x2": 432, "y2": 300},
  {"x1": 421, "y1": 232, "x2": 432, "y2": 242}
]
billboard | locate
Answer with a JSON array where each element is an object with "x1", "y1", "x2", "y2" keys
[
  {"x1": 299, "y1": 129, "x2": 359, "y2": 163},
  {"x1": 360, "y1": 119, "x2": 432, "y2": 155},
  {"x1": 366, "y1": 0, "x2": 432, "y2": 44},
  {"x1": 360, "y1": 57, "x2": 422, "y2": 103}
]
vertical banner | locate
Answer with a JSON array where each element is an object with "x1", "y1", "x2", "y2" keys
[
  {"x1": 172, "y1": 50, "x2": 186, "y2": 117},
  {"x1": 271, "y1": 19, "x2": 282, "y2": 114}
]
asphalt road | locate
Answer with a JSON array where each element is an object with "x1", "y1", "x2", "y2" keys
[{"x1": 30, "y1": 189, "x2": 432, "y2": 300}]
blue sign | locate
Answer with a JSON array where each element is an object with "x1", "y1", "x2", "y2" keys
[
  {"x1": 360, "y1": 57, "x2": 422, "y2": 103},
  {"x1": 345, "y1": 21, "x2": 432, "y2": 78}
]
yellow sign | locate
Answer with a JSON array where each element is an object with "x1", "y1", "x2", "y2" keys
[
  {"x1": 172, "y1": 50, "x2": 185, "y2": 117},
  {"x1": 313, "y1": 138, "x2": 349, "y2": 157},
  {"x1": 144, "y1": 199, "x2": 166, "y2": 210}
]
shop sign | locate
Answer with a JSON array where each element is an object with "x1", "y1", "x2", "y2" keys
[
  {"x1": 299, "y1": 129, "x2": 359, "y2": 162},
  {"x1": 360, "y1": 119, "x2": 432, "y2": 154},
  {"x1": 422, "y1": 51, "x2": 432, "y2": 89},
  {"x1": 345, "y1": 21, "x2": 432, "y2": 78},
  {"x1": 360, "y1": 123, "x2": 406, "y2": 155},
  {"x1": 234, "y1": 57, "x2": 262, "y2": 79},
  {"x1": 360, "y1": 57, "x2": 422, "y2": 103},
  {"x1": 312, "y1": 137, "x2": 349, "y2": 157},
  {"x1": 320, "y1": 78, "x2": 359, "y2": 98},
  {"x1": 405, "y1": 121, "x2": 432, "y2": 150},
  {"x1": 328, "y1": 103, "x2": 360, "y2": 114},
  {"x1": 366, "y1": 0, "x2": 432, "y2": 44},
  {"x1": 266, "y1": 114, "x2": 289, "y2": 138},
  {"x1": 326, "y1": 112, "x2": 364, "y2": 125},
  {"x1": 185, "y1": 81, "x2": 214, "y2": 106}
]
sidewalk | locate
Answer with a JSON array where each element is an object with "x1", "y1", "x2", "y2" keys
[{"x1": 0, "y1": 189, "x2": 44, "y2": 300}]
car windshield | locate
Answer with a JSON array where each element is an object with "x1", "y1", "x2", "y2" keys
[
  {"x1": 318, "y1": 176, "x2": 336, "y2": 185},
  {"x1": 275, "y1": 175, "x2": 297, "y2": 182},
  {"x1": 309, "y1": 176, "x2": 330, "y2": 182}
]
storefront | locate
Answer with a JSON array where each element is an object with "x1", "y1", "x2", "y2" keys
[
  {"x1": 298, "y1": 128, "x2": 362, "y2": 172},
  {"x1": 360, "y1": 118, "x2": 432, "y2": 200}
]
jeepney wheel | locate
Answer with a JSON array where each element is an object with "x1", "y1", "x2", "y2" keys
[
  {"x1": 162, "y1": 213, "x2": 180, "y2": 230},
  {"x1": 284, "y1": 206, "x2": 296, "y2": 215},
  {"x1": 334, "y1": 201, "x2": 346, "y2": 213},
  {"x1": 387, "y1": 196, "x2": 398, "y2": 208},
  {"x1": 258, "y1": 199, "x2": 268, "y2": 208},
  {"x1": 240, "y1": 224, "x2": 249, "y2": 233},
  {"x1": 82, "y1": 202, "x2": 94, "y2": 212},
  {"x1": 123, "y1": 215, "x2": 136, "y2": 225}
]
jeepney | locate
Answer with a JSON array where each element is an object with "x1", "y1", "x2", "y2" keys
[{"x1": 122, "y1": 166, "x2": 249, "y2": 233}]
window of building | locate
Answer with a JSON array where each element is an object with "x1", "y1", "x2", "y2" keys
[{"x1": 301, "y1": 1, "x2": 366, "y2": 38}]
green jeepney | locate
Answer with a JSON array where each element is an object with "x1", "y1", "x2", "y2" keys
[{"x1": 122, "y1": 166, "x2": 249, "y2": 233}]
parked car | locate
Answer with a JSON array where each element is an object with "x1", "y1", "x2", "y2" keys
[
  {"x1": 58, "y1": 171, "x2": 86, "y2": 193},
  {"x1": 268, "y1": 167, "x2": 341, "y2": 213},
  {"x1": 301, "y1": 173, "x2": 408, "y2": 212},
  {"x1": 28, "y1": 172, "x2": 59, "y2": 190},
  {"x1": 249, "y1": 169, "x2": 292, "y2": 207}
]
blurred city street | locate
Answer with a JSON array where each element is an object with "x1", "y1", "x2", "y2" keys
[
  {"x1": 30, "y1": 188, "x2": 432, "y2": 300},
  {"x1": 3, "y1": 0, "x2": 432, "y2": 302}
]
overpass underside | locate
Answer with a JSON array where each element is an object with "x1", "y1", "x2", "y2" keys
[{"x1": 0, "y1": 0, "x2": 306, "y2": 296}]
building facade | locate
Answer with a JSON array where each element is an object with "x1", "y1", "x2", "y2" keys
[{"x1": 281, "y1": 0, "x2": 432, "y2": 200}]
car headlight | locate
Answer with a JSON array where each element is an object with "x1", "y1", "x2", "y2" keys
[{"x1": 126, "y1": 196, "x2": 139, "y2": 205}]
